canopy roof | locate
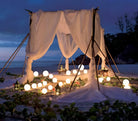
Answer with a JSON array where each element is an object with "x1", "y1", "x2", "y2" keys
[{"x1": 26, "y1": 9, "x2": 106, "y2": 61}]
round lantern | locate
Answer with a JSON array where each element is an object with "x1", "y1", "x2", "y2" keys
[
  {"x1": 106, "y1": 77, "x2": 111, "y2": 81},
  {"x1": 52, "y1": 78, "x2": 57, "y2": 83},
  {"x1": 49, "y1": 74, "x2": 54, "y2": 79},
  {"x1": 66, "y1": 70, "x2": 71, "y2": 75},
  {"x1": 31, "y1": 83, "x2": 37, "y2": 89},
  {"x1": 59, "y1": 82, "x2": 63, "y2": 87},
  {"x1": 48, "y1": 85, "x2": 53, "y2": 90},
  {"x1": 42, "y1": 88, "x2": 47, "y2": 94},
  {"x1": 98, "y1": 77, "x2": 104, "y2": 83},
  {"x1": 33, "y1": 71, "x2": 39, "y2": 77},
  {"x1": 38, "y1": 82, "x2": 42, "y2": 88},
  {"x1": 43, "y1": 70, "x2": 49, "y2": 77},
  {"x1": 123, "y1": 79, "x2": 129, "y2": 86},
  {"x1": 84, "y1": 69, "x2": 88, "y2": 74},
  {"x1": 73, "y1": 69, "x2": 77, "y2": 74},
  {"x1": 24, "y1": 84, "x2": 31, "y2": 91},
  {"x1": 124, "y1": 85, "x2": 131, "y2": 89},
  {"x1": 66, "y1": 79, "x2": 71, "y2": 84},
  {"x1": 43, "y1": 81, "x2": 47, "y2": 86}
]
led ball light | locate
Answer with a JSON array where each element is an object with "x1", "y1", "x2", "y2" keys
[
  {"x1": 123, "y1": 79, "x2": 129, "y2": 86},
  {"x1": 24, "y1": 84, "x2": 31, "y2": 91},
  {"x1": 59, "y1": 82, "x2": 63, "y2": 87},
  {"x1": 98, "y1": 77, "x2": 104, "y2": 83},
  {"x1": 84, "y1": 69, "x2": 88, "y2": 74},
  {"x1": 31, "y1": 83, "x2": 37, "y2": 89},
  {"x1": 78, "y1": 71, "x2": 80, "y2": 75},
  {"x1": 48, "y1": 85, "x2": 53, "y2": 90},
  {"x1": 124, "y1": 85, "x2": 131, "y2": 89},
  {"x1": 42, "y1": 88, "x2": 47, "y2": 94},
  {"x1": 78, "y1": 64, "x2": 84, "y2": 71},
  {"x1": 49, "y1": 74, "x2": 54, "y2": 79},
  {"x1": 106, "y1": 77, "x2": 111, "y2": 81},
  {"x1": 38, "y1": 82, "x2": 42, "y2": 88},
  {"x1": 43, "y1": 81, "x2": 47, "y2": 86},
  {"x1": 66, "y1": 79, "x2": 71, "y2": 84},
  {"x1": 43, "y1": 70, "x2": 49, "y2": 77},
  {"x1": 33, "y1": 71, "x2": 39, "y2": 77},
  {"x1": 73, "y1": 69, "x2": 77, "y2": 74},
  {"x1": 66, "y1": 70, "x2": 71, "y2": 75},
  {"x1": 52, "y1": 78, "x2": 57, "y2": 83}
]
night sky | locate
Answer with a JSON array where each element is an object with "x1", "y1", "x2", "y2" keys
[{"x1": 0, "y1": 0, "x2": 138, "y2": 61}]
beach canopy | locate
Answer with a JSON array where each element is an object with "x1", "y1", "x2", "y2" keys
[
  {"x1": 18, "y1": 9, "x2": 138, "y2": 103},
  {"x1": 22, "y1": 9, "x2": 106, "y2": 84}
]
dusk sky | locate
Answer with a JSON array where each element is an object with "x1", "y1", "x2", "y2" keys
[{"x1": 0, "y1": 0, "x2": 138, "y2": 61}]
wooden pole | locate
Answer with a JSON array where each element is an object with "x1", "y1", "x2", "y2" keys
[
  {"x1": 0, "y1": 33, "x2": 29, "y2": 75},
  {"x1": 106, "y1": 46, "x2": 120, "y2": 73}
]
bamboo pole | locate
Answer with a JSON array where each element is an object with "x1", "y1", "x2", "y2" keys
[
  {"x1": 105, "y1": 46, "x2": 120, "y2": 73},
  {"x1": 0, "y1": 33, "x2": 29, "y2": 74}
]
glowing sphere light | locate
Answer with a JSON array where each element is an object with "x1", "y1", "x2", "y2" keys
[
  {"x1": 98, "y1": 77, "x2": 104, "y2": 83},
  {"x1": 49, "y1": 74, "x2": 54, "y2": 79},
  {"x1": 66, "y1": 70, "x2": 71, "y2": 75},
  {"x1": 48, "y1": 85, "x2": 53, "y2": 90},
  {"x1": 106, "y1": 77, "x2": 111, "y2": 81},
  {"x1": 34, "y1": 71, "x2": 39, "y2": 77},
  {"x1": 43, "y1": 81, "x2": 47, "y2": 86},
  {"x1": 31, "y1": 83, "x2": 37, "y2": 89},
  {"x1": 59, "y1": 82, "x2": 63, "y2": 87},
  {"x1": 52, "y1": 78, "x2": 57, "y2": 83},
  {"x1": 124, "y1": 85, "x2": 131, "y2": 89},
  {"x1": 38, "y1": 83, "x2": 42, "y2": 88},
  {"x1": 43, "y1": 70, "x2": 49, "y2": 77},
  {"x1": 73, "y1": 69, "x2": 77, "y2": 74},
  {"x1": 66, "y1": 79, "x2": 71, "y2": 84},
  {"x1": 123, "y1": 79, "x2": 129, "y2": 85},
  {"x1": 84, "y1": 69, "x2": 88, "y2": 74},
  {"x1": 24, "y1": 84, "x2": 31, "y2": 91},
  {"x1": 42, "y1": 88, "x2": 47, "y2": 94}
]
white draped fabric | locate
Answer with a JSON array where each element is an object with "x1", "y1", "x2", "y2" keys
[
  {"x1": 64, "y1": 9, "x2": 101, "y2": 58},
  {"x1": 57, "y1": 33, "x2": 78, "y2": 70},
  {"x1": 24, "y1": 9, "x2": 103, "y2": 83},
  {"x1": 98, "y1": 28, "x2": 107, "y2": 69}
]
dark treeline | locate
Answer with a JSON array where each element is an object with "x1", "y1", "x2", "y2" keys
[{"x1": 105, "y1": 11, "x2": 138, "y2": 64}]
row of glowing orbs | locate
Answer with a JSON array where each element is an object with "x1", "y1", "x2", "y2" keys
[
  {"x1": 98, "y1": 77, "x2": 131, "y2": 89},
  {"x1": 34, "y1": 70, "x2": 54, "y2": 78},
  {"x1": 98, "y1": 77, "x2": 111, "y2": 83},
  {"x1": 66, "y1": 69, "x2": 88, "y2": 75}
]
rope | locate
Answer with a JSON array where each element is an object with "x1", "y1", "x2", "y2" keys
[
  {"x1": 105, "y1": 46, "x2": 120, "y2": 73},
  {"x1": 71, "y1": 57, "x2": 76, "y2": 69},
  {"x1": 57, "y1": 55, "x2": 63, "y2": 70},
  {"x1": 0, "y1": 33, "x2": 29, "y2": 75}
]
